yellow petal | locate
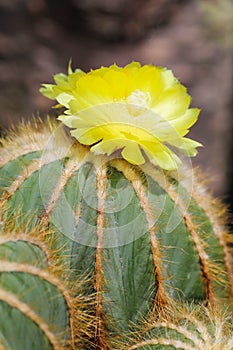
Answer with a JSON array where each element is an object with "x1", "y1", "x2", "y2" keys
[
  {"x1": 69, "y1": 99, "x2": 89, "y2": 114},
  {"x1": 75, "y1": 75, "x2": 113, "y2": 109},
  {"x1": 124, "y1": 61, "x2": 141, "y2": 70},
  {"x1": 121, "y1": 142, "x2": 145, "y2": 164},
  {"x1": 160, "y1": 68, "x2": 177, "y2": 89},
  {"x1": 129, "y1": 65, "x2": 163, "y2": 102},
  {"x1": 146, "y1": 151, "x2": 180, "y2": 170},
  {"x1": 103, "y1": 70, "x2": 128, "y2": 100},
  {"x1": 54, "y1": 73, "x2": 68, "y2": 85},
  {"x1": 151, "y1": 84, "x2": 191, "y2": 120},
  {"x1": 58, "y1": 114, "x2": 79, "y2": 128},
  {"x1": 91, "y1": 138, "x2": 145, "y2": 165},
  {"x1": 89, "y1": 63, "x2": 123, "y2": 78},
  {"x1": 121, "y1": 62, "x2": 141, "y2": 82},
  {"x1": 39, "y1": 84, "x2": 56, "y2": 99},
  {"x1": 170, "y1": 108, "x2": 200, "y2": 135},
  {"x1": 56, "y1": 92, "x2": 74, "y2": 108},
  {"x1": 71, "y1": 127, "x2": 103, "y2": 145},
  {"x1": 178, "y1": 138, "x2": 202, "y2": 156},
  {"x1": 67, "y1": 70, "x2": 85, "y2": 88},
  {"x1": 91, "y1": 139, "x2": 122, "y2": 155},
  {"x1": 141, "y1": 140, "x2": 181, "y2": 170}
]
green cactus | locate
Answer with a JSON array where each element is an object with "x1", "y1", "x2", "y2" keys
[
  {"x1": 0, "y1": 119, "x2": 232, "y2": 349},
  {"x1": 1, "y1": 62, "x2": 233, "y2": 348}
]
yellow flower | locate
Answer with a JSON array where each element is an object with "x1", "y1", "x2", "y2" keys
[{"x1": 40, "y1": 62, "x2": 202, "y2": 170}]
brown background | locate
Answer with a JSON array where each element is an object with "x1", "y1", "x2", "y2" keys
[{"x1": 0, "y1": 0, "x2": 232, "y2": 210}]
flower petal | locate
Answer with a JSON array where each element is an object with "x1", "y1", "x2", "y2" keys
[
  {"x1": 91, "y1": 138, "x2": 146, "y2": 165},
  {"x1": 39, "y1": 84, "x2": 56, "y2": 99},
  {"x1": 170, "y1": 108, "x2": 200, "y2": 135},
  {"x1": 151, "y1": 84, "x2": 191, "y2": 120},
  {"x1": 103, "y1": 70, "x2": 128, "y2": 100},
  {"x1": 129, "y1": 65, "x2": 163, "y2": 101},
  {"x1": 142, "y1": 141, "x2": 181, "y2": 170},
  {"x1": 56, "y1": 93, "x2": 75, "y2": 108},
  {"x1": 121, "y1": 142, "x2": 145, "y2": 164},
  {"x1": 75, "y1": 75, "x2": 113, "y2": 109}
]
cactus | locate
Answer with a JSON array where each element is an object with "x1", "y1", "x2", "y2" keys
[
  {"x1": 0, "y1": 119, "x2": 232, "y2": 348},
  {"x1": 0, "y1": 62, "x2": 233, "y2": 348}
]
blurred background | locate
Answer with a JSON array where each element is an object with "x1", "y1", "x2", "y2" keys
[{"x1": 0, "y1": 0, "x2": 232, "y2": 210}]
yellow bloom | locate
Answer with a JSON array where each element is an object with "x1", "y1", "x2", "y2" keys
[{"x1": 40, "y1": 62, "x2": 202, "y2": 170}]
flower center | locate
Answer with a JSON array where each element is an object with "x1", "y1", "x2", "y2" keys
[
  {"x1": 127, "y1": 89, "x2": 151, "y2": 107},
  {"x1": 126, "y1": 89, "x2": 151, "y2": 116}
]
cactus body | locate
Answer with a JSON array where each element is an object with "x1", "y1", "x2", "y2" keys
[{"x1": 0, "y1": 120, "x2": 232, "y2": 348}]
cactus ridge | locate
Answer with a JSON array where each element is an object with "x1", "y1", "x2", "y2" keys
[
  {"x1": 1, "y1": 119, "x2": 233, "y2": 348},
  {"x1": 111, "y1": 160, "x2": 169, "y2": 308},
  {"x1": 122, "y1": 302, "x2": 233, "y2": 350},
  {"x1": 0, "y1": 287, "x2": 64, "y2": 350},
  {"x1": 0, "y1": 231, "x2": 71, "y2": 350}
]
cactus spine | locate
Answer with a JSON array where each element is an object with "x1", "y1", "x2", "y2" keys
[{"x1": 0, "y1": 119, "x2": 233, "y2": 348}]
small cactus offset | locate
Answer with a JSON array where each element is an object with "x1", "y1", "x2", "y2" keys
[{"x1": 0, "y1": 62, "x2": 233, "y2": 349}]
